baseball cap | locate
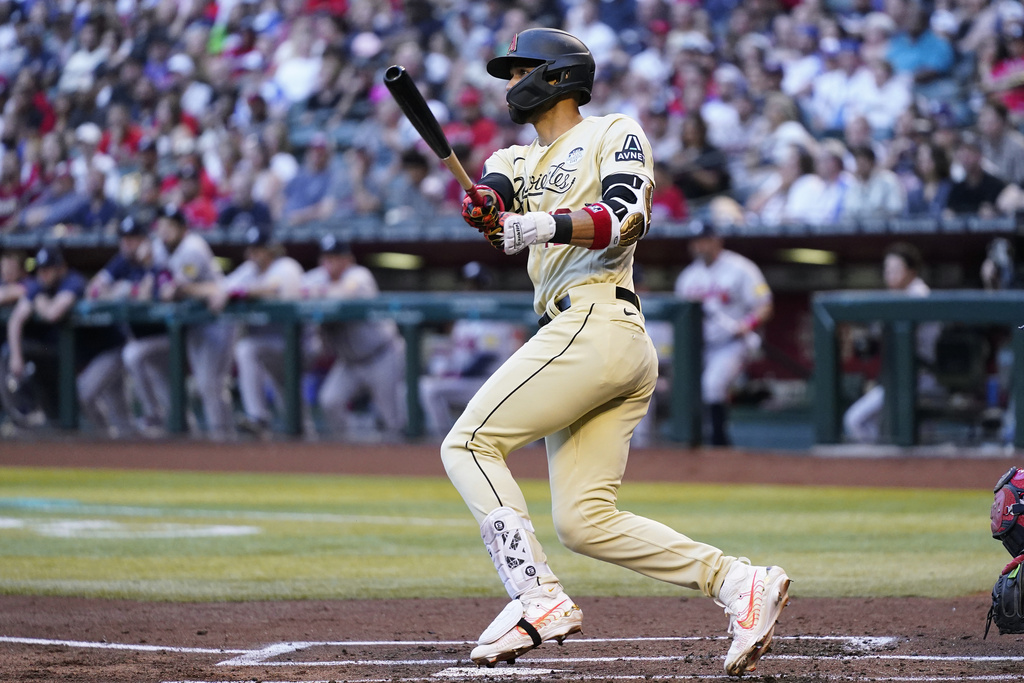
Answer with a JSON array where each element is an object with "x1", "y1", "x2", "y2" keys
[
  {"x1": 160, "y1": 203, "x2": 187, "y2": 225},
  {"x1": 319, "y1": 233, "x2": 350, "y2": 255},
  {"x1": 686, "y1": 219, "x2": 716, "y2": 239},
  {"x1": 819, "y1": 37, "x2": 841, "y2": 56},
  {"x1": 244, "y1": 225, "x2": 274, "y2": 247},
  {"x1": 34, "y1": 246, "x2": 65, "y2": 269},
  {"x1": 119, "y1": 215, "x2": 147, "y2": 237},
  {"x1": 167, "y1": 53, "x2": 195, "y2": 76},
  {"x1": 309, "y1": 132, "x2": 329, "y2": 149},
  {"x1": 76, "y1": 122, "x2": 101, "y2": 145}
]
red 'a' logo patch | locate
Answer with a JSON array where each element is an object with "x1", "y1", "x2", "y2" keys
[{"x1": 509, "y1": 33, "x2": 518, "y2": 53}]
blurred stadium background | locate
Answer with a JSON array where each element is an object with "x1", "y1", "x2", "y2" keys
[{"x1": 0, "y1": 0, "x2": 1023, "y2": 450}]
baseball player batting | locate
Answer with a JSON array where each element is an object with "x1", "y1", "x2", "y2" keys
[{"x1": 442, "y1": 28, "x2": 790, "y2": 676}]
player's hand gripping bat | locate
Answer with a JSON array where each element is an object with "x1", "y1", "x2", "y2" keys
[{"x1": 383, "y1": 65, "x2": 484, "y2": 206}]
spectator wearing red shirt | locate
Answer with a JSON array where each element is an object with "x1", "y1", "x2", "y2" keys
[
  {"x1": 651, "y1": 161, "x2": 689, "y2": 222},
  {"x1": 981, "y1": 18, "x2": 1024, "y2": 121},
  {"x1": 99, "y1": 103, "x2": 144, "y2": 164},
  {"x1": 174, "y1": 165, "x2": 219, "y2": 230},
  {"x1": 0, "y1": 151, "x2": 26, "y2": 233}
]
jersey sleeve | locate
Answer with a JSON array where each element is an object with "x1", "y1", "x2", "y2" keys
[
  {"x1": 599, "y1": 116, "x2": 654, "y2": 183},
  {"x1": 479, "y1": 147, "x2": 519, "y2": 210},
  {"x1": 597, "y1": 116, "x2": 655, "y2": 246},
  {"x1": 742, "y1": 259, "x2": 772, "y2": 308}
]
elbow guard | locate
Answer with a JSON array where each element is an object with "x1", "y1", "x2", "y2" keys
[{"x1": 584, "y1": 173, "x2": 653, "y2": 249}]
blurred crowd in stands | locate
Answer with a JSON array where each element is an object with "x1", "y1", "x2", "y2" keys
[{"x1": 2, "y1": 0, "x2": 1024, "y2": 241}]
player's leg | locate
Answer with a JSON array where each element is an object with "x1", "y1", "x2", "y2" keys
[
  {"x1": 425, "y1": 377, "x2": 485, "y2": 436},
  {"x1": 122, "y1": 335, "x2": 171, "y2": 430},
  {"x1": 441, "y1": 301, "x2": 654, "y2": 664},
  {"x1": 234, "y1": 333, "x2": 285, "y2": 431},
  {"x1": 702, "y1": 340, "x2": 747, "y2": 446},
  {"x1": 546, "y1": 325, "x2": 788, "y2": 676},
  {"x1": 365, "y1": 339, "x2": 406, "y2": 436},
  {"x1": 77, "y1": 347, "x2": 132, "y2": 436},
  {"x1": 186, "y1": 322, "x2": 236, "y2": 439},
  {"x1": 843, "y1": 384, "x2": 885, "y2": 443},
  {"x1": 418, "y1": 376, "x2": 447, "y2": 436},
  {"x1": 317, "y1": 360, "x2": 358, "y2": 434}
]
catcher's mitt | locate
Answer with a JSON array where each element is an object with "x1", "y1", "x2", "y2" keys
[
  {"x1": 991, "y1": 467, "x2": 1024, "y2": 556},
  {"x1": 985, "y1": 555, "x2": 1024, "y2": 637}
]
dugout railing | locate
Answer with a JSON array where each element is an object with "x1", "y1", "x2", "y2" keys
[
  {"x1": 15, "y1": 294, "x2": 705, "y2": 443},
  {"x1": 812, "y1": 290, "x2": 1024, "y2": 449}
]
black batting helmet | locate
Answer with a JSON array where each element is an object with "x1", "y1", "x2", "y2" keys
[{"x1": 487, "y1": 28, "x2": 595, "y2": 124}]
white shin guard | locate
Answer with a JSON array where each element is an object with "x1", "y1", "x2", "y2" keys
[{"x1": 480, "y1": 506, "x2": 552, "y2": 600}]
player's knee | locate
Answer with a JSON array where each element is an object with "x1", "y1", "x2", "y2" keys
[
  {"x1": 234, "y1": 338, "x2": 258, "y2": 365},
  {"x1": 121, "y1": 343, "x2": 140, "y2": 369},
  {"x1": 552, "y1": 504, "x2": 609, "y2": 557}
]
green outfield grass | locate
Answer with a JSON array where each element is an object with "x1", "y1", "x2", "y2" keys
[{"x1": 0, "y1": 467, "x2": 1005, "y2": 601}]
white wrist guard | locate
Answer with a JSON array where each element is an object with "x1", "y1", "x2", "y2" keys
[
  {"x1": 503, "y1": 212, "x2": 557, "y2": 255},
  {"x1": 480, "y1": 506, "x2": 551, "y2": 599}
]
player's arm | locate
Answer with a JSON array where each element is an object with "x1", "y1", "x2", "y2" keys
[
  {"x1": 33, "y1": 289, "x2": 77, "y2": 323},
  {"x1": 5, "y1": 296, "x2": 32, "y2": 377},
  {"x1": 501, "y1": 172, "x2": 653, "y2": 254},
  {"x1": 736, "y1": 299, "x2": 773, "y2": 336},
  {"x1": 86, "y1": 268, "x2": 115, "y2": 299},
  {"x1": 0, "y1": 281, "x2": 26, "y2": 306},
  {"x1": 736, "y1": 278, "x2": 774, "y2": 336}
]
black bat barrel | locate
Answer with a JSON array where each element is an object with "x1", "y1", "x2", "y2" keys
[{"x1": 384, "y1": 65, "x2": 452, "y2": 159}]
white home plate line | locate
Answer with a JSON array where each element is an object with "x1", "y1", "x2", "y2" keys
[
  {"x1": 0, "y1": 634, "x2": 930, "y2": 668},
  {"x1": 0, "y1": 636, "x2": 248, "y2": 655}
]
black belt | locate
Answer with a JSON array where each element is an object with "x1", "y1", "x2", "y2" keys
[{"x1": 538, "y1": 286, "x2": 641, "y2": 328}]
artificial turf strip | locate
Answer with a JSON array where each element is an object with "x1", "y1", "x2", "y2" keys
[{"x1": 0, "y1": 467, "x2": 1004, "y2": 601}]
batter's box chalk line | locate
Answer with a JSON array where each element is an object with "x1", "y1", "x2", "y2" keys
[{"x1": 4, "y1": 634, "x2": 1019, "y2": 682}]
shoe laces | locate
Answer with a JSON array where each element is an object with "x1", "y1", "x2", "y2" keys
[{"x1": 716, "y1": 558, "x2": 754, "y2": 633}]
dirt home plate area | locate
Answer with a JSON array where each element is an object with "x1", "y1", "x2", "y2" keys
[{"x1": 0, "y1": 440, "x2": 1022, "y2": 682}]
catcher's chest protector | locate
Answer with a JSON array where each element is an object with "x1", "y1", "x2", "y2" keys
[{"x1": 991, "y1": 467, "x2": 1024, "y2": 557}]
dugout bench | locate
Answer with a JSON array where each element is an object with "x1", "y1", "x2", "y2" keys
[
  {"x1": 45, "y1": 294, "x2": 706, "y2": 444},
  {"x1": 812, "y1": 290, "x2": 1024, "y2": 449}
]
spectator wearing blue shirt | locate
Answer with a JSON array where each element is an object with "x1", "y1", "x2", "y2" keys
[
  {"x1": 68, "y1": 168, "x2": 120, "y2": 234},
  {"x1": 886, "y1": 2, "x2": 956, "y2": 102},
  {"x1": 218, "y1": 172, "x2": 273, "y2": 235},
  {"x1": 281, "y1": 133, "x2": 336, "y2": 227}
]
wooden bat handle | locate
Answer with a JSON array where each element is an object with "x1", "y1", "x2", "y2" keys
[{"x1": 443, "y1": 154, "x2": 484, "y2": 206}]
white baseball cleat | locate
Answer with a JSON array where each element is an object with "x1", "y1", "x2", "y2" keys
[
  {"x1": 470, "y1": 583, "x2": 583, "y2": 666},
  {"x1": 716, "y1": 561, "x2": 791, "y2": 676}
]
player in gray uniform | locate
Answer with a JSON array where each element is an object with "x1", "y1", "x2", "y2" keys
[
  {"x1": 303, "y1": 234, "x2": 405, "y2": 439},
  {"x1": 674, "y1": 220, "x2": 773, "y2": 446},
  {"x1": 419, "y1": 262, "x2": 524, "y2": 436},
  {"x1": 218, "y1": 226, "x2": 304, "y2": 436},
  {"x1": 152, "y1": 205, "x2": 235, "y2": 439},
  {"x1": 89, "y1": 216, "x2": 168, "y2": 435}
]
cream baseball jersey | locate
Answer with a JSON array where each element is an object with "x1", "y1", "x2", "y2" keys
[{"x1": 483, "y1": 114, "x2": 654, "y2": 313}]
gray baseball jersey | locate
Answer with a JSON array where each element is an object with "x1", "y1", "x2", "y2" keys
[{"x1": 302, "y1": 264, "x2": 398, "y2": 362}]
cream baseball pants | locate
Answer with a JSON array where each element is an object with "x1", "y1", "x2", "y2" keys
[{"x1": 441, "y1": 283, "x2": 735, "y2": 598}]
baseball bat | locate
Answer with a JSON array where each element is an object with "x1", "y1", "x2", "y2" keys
[{"x1": 383, "y1": 65, "x2": 484, "y2": 205}]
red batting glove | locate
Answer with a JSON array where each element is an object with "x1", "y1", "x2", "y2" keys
[{"x1": 461, "y1": 185, "x2": 504, "y2": 233}]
